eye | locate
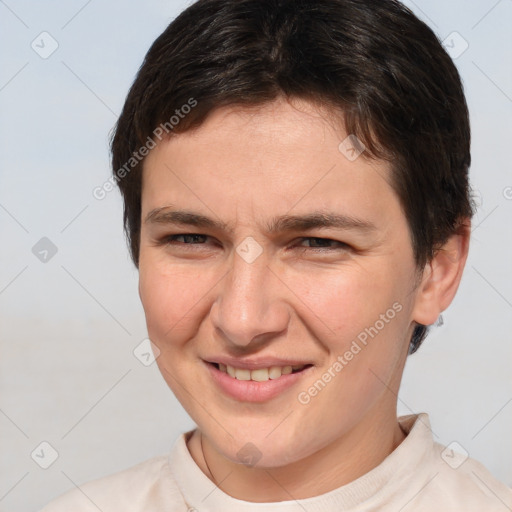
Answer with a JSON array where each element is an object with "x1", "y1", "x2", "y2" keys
[
  {"x1": 165, "y1": 234, "x2": 209, "y2": 244},
  {"x1": 295, "y1": 237, "x2": 350, "y2": 250},
  {"x1": 156, "y1": 234, "x2": 350, "y2": 253},
  {"x1": 155, "y1": 233, "x2": 216, "y2": 249}
]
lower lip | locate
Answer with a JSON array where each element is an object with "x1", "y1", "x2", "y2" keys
[{"x1": 205, "y1": 362, "x2": 312, "y2": 403}]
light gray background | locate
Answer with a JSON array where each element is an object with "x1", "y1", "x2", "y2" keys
[{"x1": 0, "y1": 1, "x2": 511, "y2": 510}]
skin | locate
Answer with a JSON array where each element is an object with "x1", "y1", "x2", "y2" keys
[{"x1": 138, "y1": 96, "x2": 470, "y2": 502}]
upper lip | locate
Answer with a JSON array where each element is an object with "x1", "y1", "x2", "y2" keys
[{"x1": 205, "y1": 356, "x2": 313, "y2": 370}]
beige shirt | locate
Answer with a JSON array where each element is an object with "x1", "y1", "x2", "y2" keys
[{"x1": 40, "y1": 413, "x2": 511, "y2": 511}]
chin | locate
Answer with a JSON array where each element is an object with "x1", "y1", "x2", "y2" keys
[{"x1": 204, "y1": 418, "x2": 316, "y2": 468}]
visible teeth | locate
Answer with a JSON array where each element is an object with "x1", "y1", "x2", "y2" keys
[
  {"x1": 251, "y1": 368, "x2": 269, "y2": 382},
  {"x1": 235, "y1": 368, "x2": 251, "y2": 380},
  {"x1": 268, "y1": 366, "x2": 282, "y2": 379},
  {"x1": 221, "y1": 363, "x2": 305, "y2": 381}
]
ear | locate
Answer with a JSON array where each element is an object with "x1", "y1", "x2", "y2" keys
[{"x1": 411, "y1": 219, "x2": 471, "y2": 326}]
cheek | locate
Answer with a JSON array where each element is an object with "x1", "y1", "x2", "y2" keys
[
  {"x1": 286, "y1": 261, "x2": 401, "y2": 341},
  {"x1": 290, "y1": 263, "x2": 410, "y2": 400},
  {"x1": 138, "y1": 260, "x2": 216, "y2": 345}
]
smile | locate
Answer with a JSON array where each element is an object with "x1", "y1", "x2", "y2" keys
[
  {"x1": 205, "y1": 361, "x2": 314, "y2": 402},
  {"x1": 212, "y1": 362, "x2": 310, "y2": 381}
]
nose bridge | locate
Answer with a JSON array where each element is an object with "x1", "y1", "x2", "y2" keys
[{"x1": 212, "y1": 245, "x2": 288, "y2": 346}]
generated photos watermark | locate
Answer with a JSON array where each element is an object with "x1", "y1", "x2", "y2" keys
[
  {"x1": 92, "y1": 97, "x2": 197, "y2": 200},
  {"x1": 297, "y1": 301, "x2": 403, "y2": 405}
]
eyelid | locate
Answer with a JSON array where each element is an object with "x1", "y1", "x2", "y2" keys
[
  {"x1": 161, "y1": 233, "x2": 211, "y2": 244},
  {"x1": 294, "y1": 237, "x2": 350, "y2": 250},
  {"x1": 159, "y1": 233, "x2": 350, "y2": 251}
]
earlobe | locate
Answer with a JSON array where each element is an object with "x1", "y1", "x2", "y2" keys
[{"x1": 411, "y1": 219, "x2": 471, "y2": 326}]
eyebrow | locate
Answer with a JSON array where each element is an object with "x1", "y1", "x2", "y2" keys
[{"x1": 144, "y1": 207, "x2": 377, "y2": 234}]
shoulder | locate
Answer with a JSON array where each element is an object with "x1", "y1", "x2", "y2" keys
[
  {"x1": 39, "y1": 455, "x2": 185, "y2": 512},
  {"x1": 417, "y1": 441, "x2": 512, "y2": 511},
  {"x1": 395, "y1": 414, "x2": 511, "y2": 511}
]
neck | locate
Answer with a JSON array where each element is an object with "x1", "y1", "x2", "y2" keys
[{"x1": 187, "y1": 408, "x2": 407, "y2": 502}]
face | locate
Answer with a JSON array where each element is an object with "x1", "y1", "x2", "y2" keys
[{"x1": 138, "y1": 97, "x2": 421, "y2": 467}]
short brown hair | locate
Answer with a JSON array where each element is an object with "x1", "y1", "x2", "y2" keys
[{"x1": 110, "y1": 0, "x2": 475, "y2": 353}]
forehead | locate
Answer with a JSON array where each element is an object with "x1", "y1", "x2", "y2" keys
[{"x1": 140, "y1": 98, "x2": 402, "y2": 232}]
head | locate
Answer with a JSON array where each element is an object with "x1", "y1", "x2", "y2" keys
[{"x1": 111, "y1": 0, "x2": 474, "y2": 468}]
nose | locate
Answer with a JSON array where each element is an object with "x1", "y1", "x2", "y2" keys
[{"x1": 210, "y1": 247, "x2": 290, "y2": 347}]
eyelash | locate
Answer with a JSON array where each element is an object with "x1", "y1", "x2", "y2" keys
[{"x1": 159, "y1": 234, "x2": 350, "y2": 252}]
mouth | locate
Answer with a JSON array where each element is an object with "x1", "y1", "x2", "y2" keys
[
  {"x1": 207, "y1": 361, "x2": 313, "y2": 381},
  {"x1": 204, "y1": 360, "x2": 314, "y2": 402}
]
